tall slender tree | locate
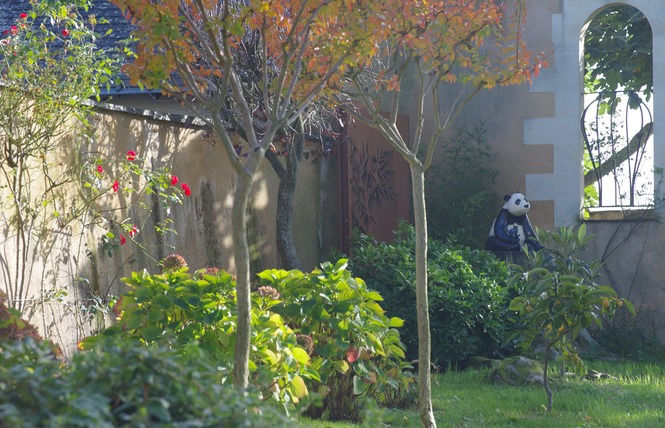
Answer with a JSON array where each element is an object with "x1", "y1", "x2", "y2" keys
[{"x1": 329, "y1": 1, "x2": 544, "y2": 425}]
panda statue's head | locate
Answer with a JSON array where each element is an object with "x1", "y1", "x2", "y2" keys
[{"x1": 503, "y1": 192, "x2": 531, "y2": 217}]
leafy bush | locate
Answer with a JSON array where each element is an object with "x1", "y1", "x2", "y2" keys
[
  {"x1": 70, "y1": 338, "x2": 289, "y2": 426},
  {"x1": 0, "y1": 291, "x2": 61, "y2": 357},
  {"x1": 507, "y1": 225, "x2": 634, "y2": 411},
  {"x1": 259, "y1": 259, "x2": 416, "y2": 421},
  {"x1": 81, "y1": 261, "x2": 413, "y2": 422},
  {"x1": 350, "y1": 223, "x2": 515, "y2": 368},
  {"x1": 81, "y1": 267, "x2": 313, "y2": 411},
  {"x1": 0, "y1": 337, "x2": 289, "y2": 427},
  {"x1": 426, "y1": 123, "x2": 499, "y2": 247},
  {"x1": 0, "y1": 339, "x2": 89, "y2": 428}
]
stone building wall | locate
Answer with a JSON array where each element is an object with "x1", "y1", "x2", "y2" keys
[{"x1": 437, "y1": 0, "x2": 665, "y2": 344}]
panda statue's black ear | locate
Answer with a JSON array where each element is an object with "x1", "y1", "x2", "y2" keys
[{"x1": 504, "y1": 194, "x2": 511, "y2": 201}]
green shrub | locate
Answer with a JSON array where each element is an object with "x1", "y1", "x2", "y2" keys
[
  {"x1": 592, "y1": 323, "x2": 665, "y2": 362},
  {"x1": 81, "y1": 262, "x2": 413, "y2": 422},
  {"x1": 70, "y1": 338, "x2": 289, "y2": 427},
  {"x1": 0, "y1": 339, "x2": 98, "y2": 428},
  {"x1": 350, "y1": 223, "x2": 515, "y2": 368},
  {"x1": 507, "y1": 225, "x2": 634, "y2": 411},
  {"x1": 259, "y1": 259, "x2": 416, "y2": 421},
  {"x1": 0, "y1": 337, "x2": 289, "y2": 427},
  {"x1": 81, "y1": 267, "x2": 313, "y2": 411}
]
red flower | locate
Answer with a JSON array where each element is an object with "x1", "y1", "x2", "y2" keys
[
  {"x1": 181, "y1": 183, "x2": 191, "y2": 196},
  {"x1": 170, "y1": 175, "x2": 178, "y2": 186},
  {"x1": 119, "y1": 234, "x2": 126, "y2": 245},
  {"x1": 19, "y1": 13, "x2": 27, "y2": 19},
  {"x1": 126, "y1": 150, "x2": 136, "y2": 161},
  {"x1": 61, "y1": 28, "x2": 69, "y2": 37},
  {"x1": 96, "y1": 165, "x2": 103, "y2": 174},
  {"x1": 10, "y1": 26, "x2": 17, "y2": 35},
  {"x1": 112, "y1": 180, "x2": 119, "y2": 192},
  {"x1": 129, "y1": 225, "x2": 139, "y2": 237}
]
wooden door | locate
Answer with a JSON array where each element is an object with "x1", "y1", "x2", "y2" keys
[{"x1": 339, "y1": 115, "x2": 411, "y2": 253}]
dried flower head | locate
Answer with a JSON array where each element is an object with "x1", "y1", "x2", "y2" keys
[
  {"x1": 161, "y1": 253, "x2": 188, "y2": 272},
  {"x1": 203, "y1": 267, "x2": 220, "y2": 275},
  {"x1": 0, "y1": 292, "x2": 61, "y2": 357},
  {"x1": 256, "y1": 286, "x2": 280, "y2": 300},
  {"x1": 296, "y1": 334, "x2": 314, "y2": 355}
]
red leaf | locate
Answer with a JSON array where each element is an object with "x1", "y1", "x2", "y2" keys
[{"x1": 346, "y1": 345, "x2": 360, "y2": 363}]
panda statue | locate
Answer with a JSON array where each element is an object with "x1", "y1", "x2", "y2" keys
[{"x1": 486, "y1": 192, "x2": 543, "y2": 252}]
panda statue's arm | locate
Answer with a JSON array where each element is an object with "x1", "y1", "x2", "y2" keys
[
  {"x1": 522, "y1": 215, "x2": 538, "y2": 239},
  {"x1": 488, "y1": 210, "x2": 521, "y2": 251},
  {"x1": 522, "y1": 215, "x2": 544, "y2": 251},
  {"x1": 495, "y1": 211, "x2": 521, "y2": 243}
]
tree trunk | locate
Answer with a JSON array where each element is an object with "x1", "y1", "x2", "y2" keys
[
  {"x1": 411, "y1": 166, "x2": 437, "y2": 428},
  {"x1": 266, "y1": 123, "x2": 304, "y2": 270},
  {"x1": 276, "y1": 172, "x2": 301, "y2": 270},
  {"x1": 232, "y1": 170, "x2": 253, "y2": 391},
  {"x1": 544, "y1": 343, "x2": 553, "y2": 412}
]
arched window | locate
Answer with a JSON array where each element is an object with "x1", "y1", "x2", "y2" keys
[{"x1": 582, "y1": 5, "x2": 653, "y2": 213}]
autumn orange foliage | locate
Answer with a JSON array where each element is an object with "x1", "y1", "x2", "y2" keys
[{"x1": 112, "y1": 0, "x2": 545, "y2": 108}]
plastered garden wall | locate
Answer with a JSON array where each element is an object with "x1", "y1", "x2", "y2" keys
[{"x1": 0, "y1": 104, "x2": 329, "y2": 357}]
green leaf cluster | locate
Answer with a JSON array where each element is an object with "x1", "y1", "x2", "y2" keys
[
  {"x1": 258, "y1": 259, "x2": 415, "y2": 421},
  {"x1": 426, "y1": 123, "x2": 499, "y2": 248},
  {"x1": 0, "y1": 337, "x2": 290, "y2": 427},
  {"x1": 506, "y1": 224, "x2": 635, "y2": 410},
  {"x1": 350, "y1": 223, "x2": 516, "y2": 368},
  {"x1": 584, "y1": 5, "x2": 652, "y2": 97},
  {"x1": 508, "y1": 225, "x2": 634, "y2": 359},
  {"x1": 81, "y1": 267, "x2": 312, "y2": 412}
]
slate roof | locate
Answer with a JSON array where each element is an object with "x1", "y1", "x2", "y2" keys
[
  {"x1": 0, "y1": 1, "x2": 28, "y2": 31},
  {"x1": 87, "y1": 0, "x2": 153, "y2": 95},
  {"x1": 0, "y1": 0, "x2": 155, "y2": 96}
]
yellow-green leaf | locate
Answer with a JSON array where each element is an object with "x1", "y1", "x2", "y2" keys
[
  {"x1": 292, "y1": 347, "x2": 311, "y2": 366},
  {"x1": 389, "y1": 317, "x2": 404, "y2": 328},
  {"x1": 334, "y1": 359, "x2": 350, "y2": 374},
  {"x1": 290, "y1": 375, "x2": 308, "y2": 399},
  {"x1": 366, "y1": 291, "x2": 384, "y2": 301}
]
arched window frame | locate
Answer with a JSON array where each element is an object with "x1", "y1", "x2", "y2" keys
[
  {"x1": 581, "y1": 4, "x2": 654, "y2": 217},
  {"x1": 521, "y1": 1, "x2": 665, "y2": 226}
]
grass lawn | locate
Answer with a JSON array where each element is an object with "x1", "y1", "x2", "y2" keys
[{"x1": 297, "y1": 360, "x2": 665, "y2": 427}]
